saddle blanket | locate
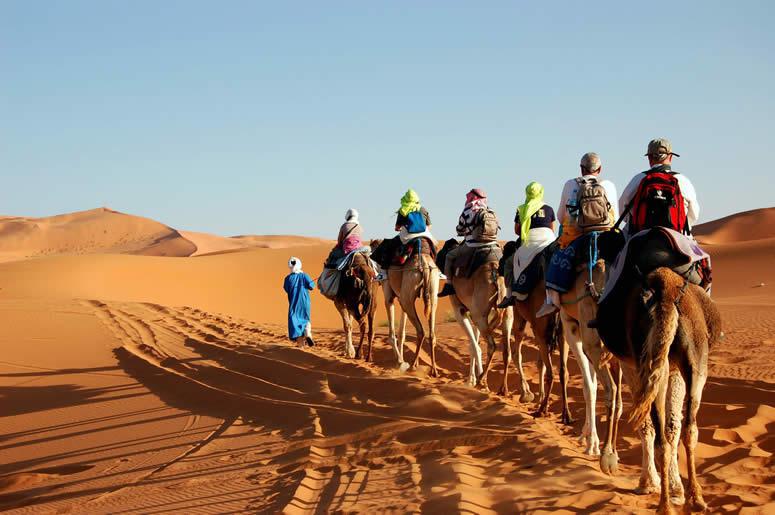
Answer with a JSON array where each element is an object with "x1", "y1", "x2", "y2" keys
[
  {"x1": 600, "y1": 228, "x2": 710, "y2": 303},
  {"x1": 453, "y1": 242, "x2": 502, "y2": 279},
  {"x1": 546, "y1": 234, "x2": 591, "y2": 293}
]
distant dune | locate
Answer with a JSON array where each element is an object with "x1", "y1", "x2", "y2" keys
[
  {"x1": 694, "y1": 207, "x2": 775, "y2": 244},
  {"x1": 0, "y1": 208, "x2": 331, "y2": 262}
]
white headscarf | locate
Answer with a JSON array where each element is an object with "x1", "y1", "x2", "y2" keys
[
  {"x1": 288, "y1": 256, "x2": 302, "y2": 274},
  {"x1": 345, "y1": 208, "x2": 359, "y2": 224}
]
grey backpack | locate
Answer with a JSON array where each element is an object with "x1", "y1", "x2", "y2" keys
[
  {"x1": 575, "y1": 177, "x2": 611, "y2": 232},
  {"x1": 472, "y1": 209, "x2": 500, "y2": 242}
]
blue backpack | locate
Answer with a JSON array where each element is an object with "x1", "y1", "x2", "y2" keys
[{"x1": 405, "y1": 211, "x2": 427, "y2": 234}]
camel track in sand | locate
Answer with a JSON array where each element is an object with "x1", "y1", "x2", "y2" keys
[
  {"x1": 28, "y1": 299, "x2": 765, "y2": 514},
  {"x1": 75, "y1": 300, "x2": 634, "y2": 513}
]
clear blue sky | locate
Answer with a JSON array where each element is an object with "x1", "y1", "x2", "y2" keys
[{"x1": 2, "y1": 1, "x2": 773, "y2": 239}]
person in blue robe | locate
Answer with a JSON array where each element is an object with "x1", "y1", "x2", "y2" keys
[{"x1": 283, "y1": 256, "x2": 316, "y2": 347}]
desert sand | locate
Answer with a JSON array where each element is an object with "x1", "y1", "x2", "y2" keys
[{"x1": 0, "y1": 208, "x2": 772, "y2": 513}]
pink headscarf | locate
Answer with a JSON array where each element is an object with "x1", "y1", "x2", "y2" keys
[{"x1": 465, "y1": 188, "x2": 488, "y2": 212}]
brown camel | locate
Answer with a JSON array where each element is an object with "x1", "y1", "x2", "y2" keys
[
  {"x1": 372, "y1": 239, "x2": 440, "y2": 375},
  {"x1": 558, "y1": 257, "x2": 623, "y2": 461},
  {"x1": 443, "y1": 242, "x2": 533, "y2": 400},
  {"x1": 333, "y1": 252, "x2": 378, "y2": 361},
  {"x1": 597, "y1": 267, "x2": 721, "y2": 514}
]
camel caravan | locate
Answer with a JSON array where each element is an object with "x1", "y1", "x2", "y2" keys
[{"x1": 310, "y1": 138, "x2": 720, "y2": 514}]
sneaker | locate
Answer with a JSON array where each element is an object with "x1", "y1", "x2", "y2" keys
[
  {"x1": 535, "y1": 302, "x2": 558, "y2": 318},
  {"x1": 497, "y1": 297, "x2": 515, "y2": 309},
  {"x1": 306, "y1": 336, "x2": 315, "y2": 347},
  {"x1": 439, "y1": 273, "x2": 448, "y2": 281},
  {"x1": 438, "y1": 283, "x2": 456, "y2": 298}
]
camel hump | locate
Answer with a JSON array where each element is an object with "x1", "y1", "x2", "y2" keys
[{"x1": 645, "y1": 267, "x2": 687, "y2": 301}]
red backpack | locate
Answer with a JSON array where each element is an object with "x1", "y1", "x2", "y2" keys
[{"x1": 628, "y1": 170, "x2": 688, "y2": 234}]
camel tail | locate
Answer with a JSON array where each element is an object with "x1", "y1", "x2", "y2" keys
[{"x1": 629, "y1": 268, "x2": 680, "y2": 428}]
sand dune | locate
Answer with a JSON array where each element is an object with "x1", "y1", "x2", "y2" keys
[
  {"x1": 0, "y1": 208, "x2": 195, "y2": 262},
  {"x1": 694, "y1": 207, "x2": 775, "y2": 244},
  {"x1": 0, "y1": 208, "x2": 331, "y2": 262},
  {"x1": 0, "y1": 210, "x2": 773, "y2": 512}
]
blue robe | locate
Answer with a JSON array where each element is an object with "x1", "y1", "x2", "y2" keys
[{"x1": 283, "y1": 272, "x2": 315, "y2": 339}]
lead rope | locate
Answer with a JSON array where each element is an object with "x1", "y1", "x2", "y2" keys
[{"x1": 586, "y1": 232, "x2": 601, "y2": 300}]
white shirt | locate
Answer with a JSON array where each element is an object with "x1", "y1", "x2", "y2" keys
[
  {"x1": 557, "y1": 175, "x2": 619, "y2": 225},
  {"x1": 619, "y1": 168, "x2": 700, "y2": 232}
]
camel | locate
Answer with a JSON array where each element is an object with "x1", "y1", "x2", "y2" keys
[
  {"x1": 371, "y1": 239, "x2": 440, "y2": 375},
  {"x1": 439, "y1": 240, "x2": 534, "y2": 400},
  {"x1": 332, "y1": 252, "x2": 378, "y2": 361},
  {"x1": 558, "y1": 255, "x2": 624, "y2": 461},
  {"x1": 596, "y1": 256, "x2": 721, "y2": 513}
]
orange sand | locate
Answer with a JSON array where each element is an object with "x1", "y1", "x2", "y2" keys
[{"x1": 0, "y1": 208, "x2": 772, "y2": 513}]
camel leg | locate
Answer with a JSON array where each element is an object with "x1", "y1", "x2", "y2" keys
[
  {"x1": 427, "y1": 271, "x2": 440, "y2": 378},
  {"x1": 365, "y1": 306, "x2": 375, "y2": 362},
  {"x1": 512, "y1": 318, "x2": 534, "y2": 403},
  {"x1": 566, "y1": 329, "x2": 600, "y2": 456},
  {"x1": 682, "y1": 358, "x2": 708, "y2": 512},
  {"x1": 387, "y1": 299, "x2": 409, "y2": 371},
  {"x1": 595, "y1": 361, "x2": 618, "y2": 474},
  {"x1": 386, "y1": 300, "x2": 400, "y2": 365},
  {"x1": 456, "y1": 310, "x2": 481, "y2": 386},
  {"x1": 654, "y1": 365, "x2": 675, "y2": 515},
  {"x1": 601, "y1": 360, "x2": 623, "y2": 475},
  {"x1": 611, "y1": 361, "x2": 624, "y2": 448},
  {"x1": 498, "y1": 306, "x2": 514, "y2": 397},
  {"x1": 559, "y1": 335, "x2": 574, "y2": 426},
  {"x1": 472, "y1": 312, "x2": 495, "y2": 391},
  {"x1": 338, "y1": 304, "x2": 355, "y2": 358},
  {"x1": 620, "y1": 365, "x2": 661, "y2": 494},
  {"x1": 665, "y1": 371, "x2": 686, "y2": 505},
  {"x1": 399, "y1": 310, "x2": 407, "y2": 362},
  {"x1": 532, "y1": 334, "x2": 553, "y2": 418},
  {"x1": 536, "y1": 353, "x2": 546, "y2": 406},
  {"x1": 404, "y1": 293, "x2": 427, "y2": 372},
  {"x1": 355, "y1": 318, "x2": 367, "y2": 359}
]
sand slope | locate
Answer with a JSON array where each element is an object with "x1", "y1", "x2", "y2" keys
[
  {"x1": 0, "y1": 208, "x2": 331, "y2": 262},
  {"x1": 694, "y1": 207, "x2": 775, "y2": 244},
  {"x1": 0, "y1": 208, "x2": 195, "y2": 261}
]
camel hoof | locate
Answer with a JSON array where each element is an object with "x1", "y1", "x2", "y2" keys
[
  {"x1": 585, "y1": 444, "x2": 601, "y2": 456},
  {"x1": 561, "y1": 413, "x2": 575, "y2": 426},
  {"x1": 477, "y1": 381, "x2": 490, "y2": 392},
  {"x1": 635, "y1": 482, "x2": 661, "y2": 495},
  {"x1": 430, "y1": 368, "x2": 439, "y2": 378},
  {"x1": 398, "y1": 362, "x2": 410, "y2": 373},
  {"x1": 519, "y1": 391, "x2": 535, "y2": 403},
  {"x1": 497, "y1": 387, "x2": 509, "y2": 397},
  {"x1": 531, "y1": 409, "x2": 547, "y2": 418},
  {"x1": 599, "y1": 451, "x2": 619, "y2": 476},
  {"x1": 355, "y1": 351, "x2": 362, "y2": 360},
  {"x1": 687, "y1": 496, "x2": 707, "y2": 513},
  {"x1": 346, "y1": 347, "x2": 356, "y2": 359}
]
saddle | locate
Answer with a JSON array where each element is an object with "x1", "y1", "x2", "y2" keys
[
  {"x1": 437, "y1": 239, "x2": 502, "y2": 279},
  {"x1": 373, "y1": 236, "x2": 436, "y2": 269},
  {"x1": 455, "y1": 245, "x2": 501, "y2": 279},
  {"x1": 600, "y1": 227, "x2": 711, "y2": 304}
]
